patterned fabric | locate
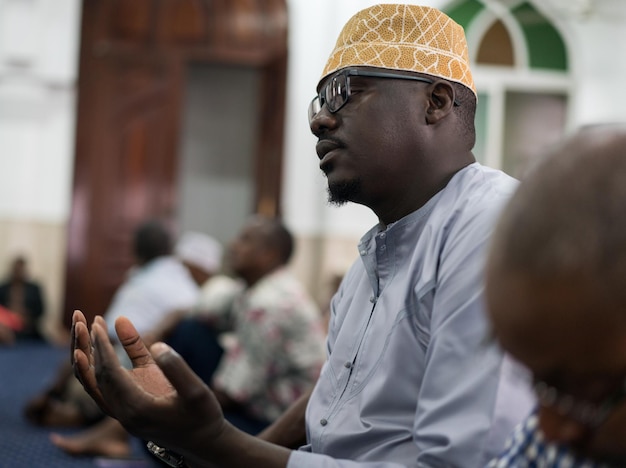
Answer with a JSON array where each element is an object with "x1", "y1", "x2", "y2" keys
[
  {"x1": 321, "y1": 4, "x2": 476, "y2": 95},
  {"x1": 487, "y1": 412, "x2": 612, "y2": 468},
  {"x1": 211, "y1": 267, "x2": 327, "y2": 423}
]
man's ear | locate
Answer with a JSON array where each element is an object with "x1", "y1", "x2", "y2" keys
[{"x1": 425, "y1": 81, "x2": 455, "y2": 124}]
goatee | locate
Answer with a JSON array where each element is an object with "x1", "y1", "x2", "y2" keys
[{"x1": 327, "y1": 179, "x2": 361, "y2": 206}]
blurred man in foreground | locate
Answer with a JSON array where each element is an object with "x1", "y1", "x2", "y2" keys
[{"x1": 487, "y1": 126, "x2": 626, "y2": 467}]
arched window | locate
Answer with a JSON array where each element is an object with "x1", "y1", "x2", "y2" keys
[{"x1": 445, "y1": 0, "x2": 571, "y2": 179}]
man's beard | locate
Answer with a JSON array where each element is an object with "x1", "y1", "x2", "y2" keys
[{"x1": 327, "y1": 179, "x2": 361, "y2": 206}]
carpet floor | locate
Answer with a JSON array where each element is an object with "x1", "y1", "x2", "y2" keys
[{"x1": 0, "y1": 340, "x2": 159, "y2": 468}]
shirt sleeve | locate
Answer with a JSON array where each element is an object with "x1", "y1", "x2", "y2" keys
[{"x1": 410, "y1": 200, "x2": 532, "y2": 467}]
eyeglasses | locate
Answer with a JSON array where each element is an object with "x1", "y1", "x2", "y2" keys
[
  {"x1": 534, "y1": 377, "x2": 626, "y2": 428},
  {"x1": 308, "y1": 68, "x2": 444, "y2": 124}
]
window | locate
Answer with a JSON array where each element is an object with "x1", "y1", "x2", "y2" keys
[{"x1": 445, "y1": 0, "x2": 571, "y2": 179}]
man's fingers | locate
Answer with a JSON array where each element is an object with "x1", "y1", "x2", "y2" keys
[
  {"x1": 150, "y1": 342, "x2": 210, "y2": 400},
  {"x1": 74, "y1": 321, "x2": 93, "y2": 364},
  {"x1": 91, "y1": 321, "x2": 138, "y2": 401},
  {"x1": 71, "y1": 310, "x2": 89, "y2": 365},
  {"x1": 73, "y1": 347, "x2": 108, "y2": 412},
  {"x1": 114, "y1": 316, "x2": 154, "y2": 368}
]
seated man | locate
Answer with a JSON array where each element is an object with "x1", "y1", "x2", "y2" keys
[
  {"x1": 486, "y1": 126, "x2": 626, "y2": 467},
  {"x1": 0, "y1": 255, "x2": 45, "y2": 341},
  {"x1": 165, "y1": 215, "x2": 327, "y2": 434}
]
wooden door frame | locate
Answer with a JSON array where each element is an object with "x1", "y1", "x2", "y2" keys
[{"x1": 63, "y1": 0, "x2": 288, "y2": 327}]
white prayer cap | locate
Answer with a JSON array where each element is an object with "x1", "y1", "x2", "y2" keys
[{"x1": 175, "y1": 231, "x2": 223, "y2": 274}]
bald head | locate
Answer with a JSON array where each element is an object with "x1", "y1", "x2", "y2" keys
[
  {"x1": 490, "y1": 127, "x2": 626, "y2": 288},
  {"x1": 486, "y1": 127, "x2": 626, "y2": 369}
]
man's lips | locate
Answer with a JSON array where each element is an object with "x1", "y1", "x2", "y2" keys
[
  {"x1": 316, "y1": 140, "x2": 341, "y2": 161},
  {"x1": 316, "y1": 140, "x2": 343, "y2": 174}
]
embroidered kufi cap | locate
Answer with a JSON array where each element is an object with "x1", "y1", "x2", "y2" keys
[{"x1": 320, "y1": 4, "x2": 476, "y2": 96}]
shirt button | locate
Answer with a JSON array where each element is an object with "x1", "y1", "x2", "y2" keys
[
  {"x1": 370, "y1": 296, "x2": 376, "y2": 303},
  {"x1": 380, "y1": 232, "x2": 386, "y2": 239},
  {"x1": 360, "y1": 250, "x2": 367, "y2": 256},
  {"x1": 344, "y1": 361, "x2": 352, "y2": 368},
  {"x1": 320, "y1": 418, "x2": 328, "y2": 426},
  {"x1": 380, "y1": 245, "x2": 386, "y2": 251}
]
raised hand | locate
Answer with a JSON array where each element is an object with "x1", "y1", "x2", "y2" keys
[
  {"x1": 70, "y1": 310, "x2": 228, "y2": 456},
  {"x1": 70, "y1": 311, "x2": 292, "y2": 467}
]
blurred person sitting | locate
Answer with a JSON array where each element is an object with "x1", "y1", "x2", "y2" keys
[
  {"x1": 50, "y1": 215, "x2": 326, "y2": 458},
  {"x1": 165, "y1": 215, "x2": 327, "y2": 434},
  {"x1": 24, "y1": 220, "x2": 217, "y2": 428},
  {"x1": 0, "y1": 255, "x2": 45, "y2": 341},
  {"x1": 102, "y1": 220, "x2": 202, "y2": 343},
  {"x1": 142, "y1": 231, "x2": 243, "y2": 348}
]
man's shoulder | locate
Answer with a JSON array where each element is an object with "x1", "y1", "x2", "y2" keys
[
  {"x1": 451, "y1": 163, "x2": 518, "y2": 203},
  {"x1": 435, "y1": 163, "x2": 518, "y2": 227}
]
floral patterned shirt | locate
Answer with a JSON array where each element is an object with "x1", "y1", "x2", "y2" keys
[{"x1": 210, "y1": 267, "x2": 327, "y2": 422}]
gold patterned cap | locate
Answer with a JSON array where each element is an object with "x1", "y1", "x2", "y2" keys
[{"x1": 320, "y1": 4, "x2": 476, "y2": 96}]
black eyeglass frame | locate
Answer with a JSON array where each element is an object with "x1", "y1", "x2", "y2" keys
[{"x1": 308, "y1": 68, "x2": 459, "y2": 123}]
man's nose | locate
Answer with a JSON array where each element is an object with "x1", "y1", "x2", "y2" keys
[
  {"x1": 309, "y1": 106, "x2": 339, "y2": 137},
  {"x1": 537, "y1": 405, "x2": 589, "y2": 444}
]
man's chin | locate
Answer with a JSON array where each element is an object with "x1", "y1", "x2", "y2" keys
[{"x1": 327, "y1": 179, "x2": 361, "y2": 206}]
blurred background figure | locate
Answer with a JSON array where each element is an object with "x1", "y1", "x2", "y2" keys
[
  {"x1": 0, "y1": 255, "x2": 46, "y2": 342},
  {"x1": 24, "y1": 220, "x2": 223, "y2": 431},
  {"x1": 101, "y1": 220, "x2": 201, "y2": 343},
  {"x1": 141, "y1": 230, "x2": 242, "y2": 347},
  {"x1": 166, "y1": 215, "x2": 327, "y2": 433},
  {"x1": 50, "y1": 215, "x2": 326, "y2": 459}
]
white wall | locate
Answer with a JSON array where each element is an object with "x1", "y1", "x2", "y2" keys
[
  {"x1": 1, "y1": 0, "x2": 626, "y2": 330},
  {"x1": 560, "y1": 0, "x2": 626, "y2": 128},
  {"x1": 0, "y1": 0, "x2": 80, "y2": 222},
  {"x1": 0, "y1": 0, "x2": 81, "y2": 341}
]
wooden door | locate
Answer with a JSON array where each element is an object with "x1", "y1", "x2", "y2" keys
[{"x1": 63, "y1": 0, "x2": 288, "y2": 326}]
